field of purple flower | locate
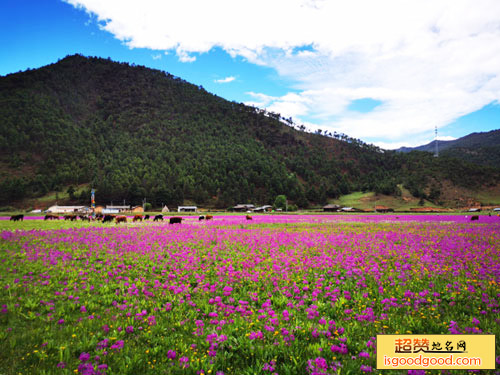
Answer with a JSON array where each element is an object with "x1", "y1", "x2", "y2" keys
[{"x1": 0, "y1": 215, "x2": 499, "y2": 374}]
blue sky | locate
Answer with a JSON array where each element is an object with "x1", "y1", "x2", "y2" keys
[{"x1": 2, "y1": 0, "x2": 499, "y2": 149}]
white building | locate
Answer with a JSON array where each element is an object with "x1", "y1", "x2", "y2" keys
[
  {"x1": 178, "y1": 206, "x2": 197, "y2": 212},
  {"x1": 46, "y1": 205, "x2": 86, "y2": 214},
  {"x1": 106, "y1": 205, "x2": 131, "y2": 212}
]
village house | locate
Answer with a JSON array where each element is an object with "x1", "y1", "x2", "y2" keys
[{"x1": 46, "y1": 205, "x2": 88, "y2": 214}]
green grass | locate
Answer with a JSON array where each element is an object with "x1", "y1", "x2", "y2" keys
[
  {"x1": 472, "y1": 191, "x2": 500, "y2": 206},
  {"x1": 330, "y1": 189, "x2": 439, "y2": 211}
]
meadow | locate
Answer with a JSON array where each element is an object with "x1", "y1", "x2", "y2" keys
[{"x1": 0, "y1": 215, "x2": 499, "y2": 374}]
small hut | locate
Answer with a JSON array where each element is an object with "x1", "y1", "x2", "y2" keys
[
  {"x1": 374, "y1": 205, "x2": 394, "y2": 213},
  {"x1": 323, "y1": 204, "x2": 340, "y2": 212}
]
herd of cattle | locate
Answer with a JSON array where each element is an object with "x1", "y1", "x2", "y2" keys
[
  {"x1": 42, "y1": 213, "x2": 187, "y2": 224},
  {"x1": 8, "y1": 213, "x2": 254, "y2": 223},
  {"x1": 7, "y1": 214, "x2": 490, "y2": 223}
]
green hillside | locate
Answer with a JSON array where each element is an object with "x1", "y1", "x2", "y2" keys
[
  {"x1": 398, "y1": 129, "x2": 500, "y2": 168},
  {"x1": 0, "y1": 55, "x2": 498, "y2": 208}
]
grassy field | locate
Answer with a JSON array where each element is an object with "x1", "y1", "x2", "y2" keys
[
  {"x1": 329, "y1": 188, "x2": 439, "y2": 211},
  {"x1": 0, "y1": 215, "x2": 499, "y2": 374}
]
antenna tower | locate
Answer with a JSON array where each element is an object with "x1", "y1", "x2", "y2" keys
[{"x1": 434, "y1": 126, "x2": 439, "y2": 157}]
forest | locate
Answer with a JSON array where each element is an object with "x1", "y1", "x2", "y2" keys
[{"x1": 0, "y1": 55, "x2": 498, "y2": 208}]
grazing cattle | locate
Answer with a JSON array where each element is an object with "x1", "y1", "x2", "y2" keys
[
  {"x1": 102, "y1": 215, "x2": 114, "y2": 223},
  {"x1": 246, "y1": 215, "x2": 252, "y2": 220},
  {"x1": 471, "y1": 215, "x2": 479, "y2": 221},
  {"x1": 64, "y1": 215, "x2": 77, "y2": 221},
  {"x1": 169, "y1": 217, "x2": 182, "y2": 224},
  {"x1": 79, "y1": 215, "x2": 90, "y2": 221},
  {"x1": 144, "y1": 215, "x2": 150, "y2": 220},
  {"x1": 132, "y1": 215, "x2": 143, "y2": 222},
  {"x1": 95, "y1": 213, "x2": 104, "y2": 220},
  {"x1": 44, "y1": 214, "x2": 59, "y2": 220},
  {"x1": 10, "y1": 214, "x2": 24, "y2": 221},
  {"x1": 199, "y1": 215, "x2": 205, "y2": 221},
  {"x1": 205, "y1": 215, "x2": 213, "y2": 220},
  {"x1": 115, "y1": 216, "x2": 127, "y2": 224},
  {"x1": 153, "y1": 214, "x2": 163, "y2": 222}
]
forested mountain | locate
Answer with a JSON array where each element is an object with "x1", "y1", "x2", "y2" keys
[
  {"x1": 398, "y1": 129, "x2": 500, "y2": 168},
  {"x1": 0, "y1": 55, "x2": 498, "y2": 208}
]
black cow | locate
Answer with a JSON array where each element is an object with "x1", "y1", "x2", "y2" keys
[
  {"x1": 102, "y1": 215, "x2": 114, "y2": 223},
  {"x1": 199, "y1": 215, "x2": 205, "y2": 221},
  {"x1": 169, "y1": 217, "x2": 182, "y2": 224},
  {"x1": 144, "y1": 215, "x2": 150, "y2": 220},
  {"x1": 153, "y1": 214, "x2": 163, "y2": 222},
  {"x1": 44, "y1": 214, "x2": 59, "y2": 220},
  {"x1": 470, "y1": 215, "x2": 479, "y2": 221},
  {"x1": 10, "y1": 214, "x2": 24, "y2": 221},
  {"x1": 79, "y1": 215, "x2": 90, "y2": 221}
]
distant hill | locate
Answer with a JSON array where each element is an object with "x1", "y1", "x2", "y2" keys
[
  {"x1": 0, "y1": 54, "x2": 499, "y2": 208},
  {"x1": 397, "y1": 129, "x2": 500, "y2": 168}
]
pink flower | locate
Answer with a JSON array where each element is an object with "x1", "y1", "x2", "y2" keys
[{"x1": 79, "y1": 352, "x2": 90, "y2": 362}]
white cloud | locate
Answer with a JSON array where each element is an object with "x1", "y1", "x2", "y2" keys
[
  {"x1": 64, "y1": 0, "x2": 500, "y2": 143},
  {"x1": 437, "y1": 136, "x2": 457, "y2": 141},
  {"x1": 176, "y1": 49, "x2": 196, "y2": 63},
  {"x1": 214, "y1": 76, "x2": 236, "y2": 83},
  {"x1": 151, "y1": 53, "x2": 162, "y2": 60}
]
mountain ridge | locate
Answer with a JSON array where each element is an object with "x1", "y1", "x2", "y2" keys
[
  {"x1": 397, "y1": 129, "x2": 500, "y2": 168},
  {"x1": 0, "y1": 54, "x2": 498, "y2": 208}
]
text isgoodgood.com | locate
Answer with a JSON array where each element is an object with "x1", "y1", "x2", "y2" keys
[{"x1": 384, "y1": 354, "x2": 481, "y2": 368}]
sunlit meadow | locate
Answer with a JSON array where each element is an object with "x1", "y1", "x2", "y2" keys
[{"x1": 0, "y1": 215, "x2": 499, "y2": 374}]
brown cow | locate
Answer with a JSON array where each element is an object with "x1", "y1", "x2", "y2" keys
[
  {"x1": 44, "y1": 214, "x2": 59, "y2": 220},
  {"x1": 246, "y1": 215, "x2": 252, "y2": 220},
  {"x1": 115, "y1": 216, "x2": 127, "y2": 223},
  {"x1": 205, "y1": 215, "x2": 213, "y2": 220},
  {"x1": 132, "y1": 215, "x2": 143, "y2": 222}
]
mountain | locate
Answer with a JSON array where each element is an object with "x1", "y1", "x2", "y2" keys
[
  {"x1": 0, "y1": 54, "x2": 499, "y2": 208},
  {"x1": 397, "y1": 129, "x2": 500, "y2": 168}
]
